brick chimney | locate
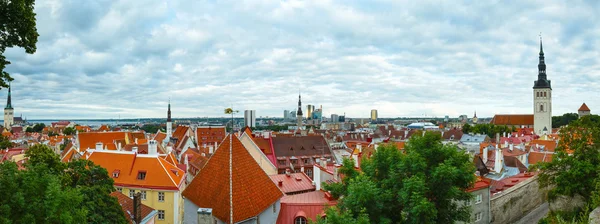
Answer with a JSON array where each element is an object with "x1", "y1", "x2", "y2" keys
[{"x1": 133, "y1": 192, "x2": 142, "y2": 223}]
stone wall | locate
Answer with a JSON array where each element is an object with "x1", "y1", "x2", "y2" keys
[{"x1": 490, "y1": 175, "x2": 548, "y2": 224}]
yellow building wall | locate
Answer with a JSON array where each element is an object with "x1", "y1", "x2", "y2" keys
[{"x1": 117, "y1": 186, "x2": 183, "y2": 224}]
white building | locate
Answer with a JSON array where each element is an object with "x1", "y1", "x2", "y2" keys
[
  {"x1": 533, "y1": 38, "x2": 552, "y2": 135},
  {"x1": 244, "y1": 110, "x2": 256, "y2": 128}
]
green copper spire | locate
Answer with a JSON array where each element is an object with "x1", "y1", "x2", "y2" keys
[{"x1": 5, "y1": 84, "x2": 12, "y2": 109}]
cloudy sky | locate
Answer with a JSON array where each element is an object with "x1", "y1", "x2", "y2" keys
[{"x1": 4, "y1": 0, "x2": 600, "y2": 119}]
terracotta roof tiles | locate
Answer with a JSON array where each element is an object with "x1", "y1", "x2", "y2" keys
[
  {"x1": 579, "y1": 103, "x2": 591, "y2": 111},
  {"x1": 490, "y1": 114, "x2": 534, "y2": 126},
  {"x1": 110, "y1": 192, "x2": 156, "y2": 224}
]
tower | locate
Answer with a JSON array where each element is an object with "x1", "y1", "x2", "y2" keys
[
  {"x1": 166, "y1": 99, "x2": 172, "y2": 141},
  {"x1": 533, "y1": 36, "x2": 552, "y2": 135},
  {"x1": 4, "y1": 84, "x2": 14, "y2": 129},
  {"x1": 472, "y1": 110, "x2": 478, "y2": 124},
  {"x1": 296, "y1": 94, "x2": 303, "y2": 130},
  {"x1": 244, "y1": 110, "x2": 256, "y2": 128}
]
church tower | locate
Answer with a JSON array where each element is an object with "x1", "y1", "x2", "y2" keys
[
  {"x1": 166, "y1": 99, "x2": 172, "y2": 141},
  {"x1": 296, "y1": 94, "x2": 303, "y2": 131},
  {"x1": 4, "y1": 84, "x2": 14, "y2": 130},
  {"x1": 533, "y1": 37, "x2": 552, "y2": 135}
]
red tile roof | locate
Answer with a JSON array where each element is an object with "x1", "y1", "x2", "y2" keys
[
  {"x1": 153, "y1": 132, "x2": 166, "y2": 143},
  {"x1": 110, "y1": 192, "x2": 156, "y2": 224},
  {"x1": 466, "y1": 176, "x2": 491, "y2": 193},
  {"x1": 98, "y1": 125, "x2": 111, "y2": 132},
  {"x1": 277, "y1": 191, "x2": 337, "y2": 223},
  {"x1": 579, "y1": 103, "x2": 591, "y2": 111},
  {"x1": 490, "y1": 114, "x2": 534, "y2": 126},
  {"x1": 530, "y1": 139, "x2": 557, "y2": 152},
  {"x1": 86, "y1": 151, "x2": 184, "y2": 190},
  {"x1": 270, "y1": 172, "x2": 315, "y2": 195},
  {"x1": 490, "y1": 172, "x2": 536, "y2": 195},
  {"x1": 182, "y1": 135, "x2": 283, "y2": 223},
  {"x1": 528, "y1": 152, "x2": 554, "y2": 165}
]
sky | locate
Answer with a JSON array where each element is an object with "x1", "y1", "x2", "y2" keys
[{"x1": 4, "y1": 0, "x2": 600, "y2": 119}]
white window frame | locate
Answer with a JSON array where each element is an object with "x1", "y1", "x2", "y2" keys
[
  {"x1": 475, "y1": 194, "x2": 482, "y2": 204},
  {"x1": 129, "y1": 189, "x2": 135, "y2": 198},
  {"x1": 295, "y1": 217, "x2": 307, "y2": 224},
  {"x1": 158, "y1": 192, "x2": 165, "y2": 202},
  {"x1": 475, "y1": 212, "x2": 482, "y2": 222},
  {"x1": 141, "y1": 190, "x2": 147, "y2": 200},
  {"x1": 158, "y1": 210, "x2": 165, "y2": 220},
  {"x1": 116, "y1": 187, "x2": 122, "y2": 193}
]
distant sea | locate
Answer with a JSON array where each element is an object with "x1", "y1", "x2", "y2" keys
[{"x1": 12, "y1": 119, "x2": 148, "y2": 128}]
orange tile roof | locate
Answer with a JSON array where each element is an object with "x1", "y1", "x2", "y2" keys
[
  {"x1": 530, "y1": 139, "x2": 557, "y2": 152},
  {"x1": 172, "y1": 126, "x2": 190, "y2": 141},
  {"x1": 98, "y1": 125, "x2": 111, "y2": 132},
  {"x1": 78, "y1": 132, "x2": 129, "y2": 151},
  {"x1": 110, "y1": 192, "x2": 156, "y2": 224},
  {"x1": 61, "y1": 148, "x2": 78, "y2": 163},
  {"x1": 490, "y1": 114, "x2": 534, "y2": 126},
  {"x1": 182, "y1": 135, "x2": 283, "y2": 223},
  {"x1": 86, "y1": 151, "x2": 184, "y2": 190},
  {"x1": 270, "y1": 172, "x2": 315, "y2": 195},
  {"x1": 153, "y1": 132, "x2": 167, "y2": 143},
  {"x1": 528, "y1": 152, "x2": 554, "y2": 165},
  {"x1": 578, "y1": 103, "x2": 591, "y2": 111},
  {"x1": 466, "y1": 176, "x2": 491, "y2": 193}
]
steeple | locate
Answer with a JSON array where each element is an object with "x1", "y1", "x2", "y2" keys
[
  {"x1": 167, "y1": 99, "x2": 172, "y2": 122},
  {"x1": 534, "y1": 35, "x2": 551, "y2": 89},
  {"x1": 474, "y1": 110, "x2": 477, "y2": 118},
  {"x1": 5, "y1": 84, "x2": 12, "y2": 109},
  {"x1": 296, "y1": 93, "x2": 303, "y2": 116}
]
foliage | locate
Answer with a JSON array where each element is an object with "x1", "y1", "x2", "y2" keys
[
  {"x1": 321, "y1": 132, "x2": 476, "y2": 224},
  {"x1": 62, "y1": 127, "x2": 75, "y2": 135},
  {"x1": 552, "y1": 113, "x2": 580, "y2": 128},
  {"x1": 0, "y1": 135, "x2": 12, "y2": 149},
  {"x1": 59, "y1": 139, "x2": 70, "y2": 152},
  {"x1": 253, "y1": 125, "x2": 289, "y2": 132},
  {"x1": 0, "y1": 0, "x2": 40, "y2": 88},
  {"x1": 141, "y1": 124, "x2": 162, "y2": 133},
  {"x1": 25, "y1": 126, "x2": 33, "y2": 132},
  {"x1": 48, "y1": 131, "x2": 59, "y2": 137},
  {"x1": 533, "y1": 116, "x2": 600, "y2": 201},
  {"x1": 0, "y1": 144, "x2": 127, "y2": 223},
  {"x1": 31, "y1": 123, "x2": 45, "y2": 132},
  {"x1": 462, "y1": 123, "x2": 516, "y2": 138}
]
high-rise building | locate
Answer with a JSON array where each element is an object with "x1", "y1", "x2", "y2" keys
[
  {"x1": 307, "y1": 105, "x2": 314, "y2": 119},
  {"x1": 283, "y1": 110, "x2": 290, "y2": 120},
  {"x1": 533, "y1": 37, "x2": 552, "y2": 135},
  {"x1": 244, "y1": 110, "x2": 256, "y2": 128},
  {"x1": 331, "y1": 114, "x2": 339, "y2": 123},
  {"x1": 4, "y1": 84, "x2": 14, "y2": 129},
  {"x1": 370, "y1": 109, "x2": 378, "y2": 121},
  {"x1": 290, "y1": 110, "x2": 296, "y2": 118}
]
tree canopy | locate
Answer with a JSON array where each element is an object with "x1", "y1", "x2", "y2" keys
[
  {"x1": 0, "y1": 0, "x2": 40, "y2": 88},
  {"x1": 462, "y1": 123, "x2": 516, "y2": 138},
  {"x1": 534, "y1": 115, "x2": 600, "y2": 201},
  {"x1": 320, "y1": 132, "x2": 476, "y2": 224},
  {"x1": 0, "y1": 144, "x2": 127, "y2": 223},
  {"x1": 552, "y1": 113, "x2": 580, "y2": 128},
  {"x1": 63, "y1": 127, "x2": 76, "y2": 136}
]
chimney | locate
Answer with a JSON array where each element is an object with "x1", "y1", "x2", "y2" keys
[
  {"x1": 197, "y1": 208, "x2": 214, "y2": 224},
  {"x1": 278, "y1": 180, "x2": 283, "y2": 187},
  {"x1": 496, "y1": 133, "x2": 500, "y2": 143},
  {"x1": 334, "y1": 164, "x2": 341, "y2": 180},
  {"x1": 209, "y1": 146, "x2": 214, "y2": 154},
  {"x1": 483, "y1": 146, "x2": 488, "y2": 162},
  {"x1": 117, "y1": 142, "x2": 122, "y2": 151},
  {"x1": 135, "y1": 138, "x2": 138, "y2": 144},
  {"x1": 133, "y1": 192, "x2": 142, "y2": 223},
  {"x1": 95, "y1": 142, "x2": 103, "y2": 151},
  {"x1": 495, "y1": 147, "x2": 503, "y2": 173},
  {"x1": 357, "y1": 144, "x2": 362, "y2": 153},
  {"x1": 214, "y1": 142, "x2": 217, "y2": 150},
  {"x1": 509, "y1": 143, "x2": 514, "y2": 151},
  {"x1": 285, "y1": 169, "x2": 291, "y2": 177},
  {"x1": 503, "y1": 132, "x2": 506, "y2": 138},
  {"x1": 184, "y1": 154, "x2": 189, "y2": 168},
  {"x1": 148, "y1": 140, "x2": 158, "y2": 155},
  {"x1": 132, "y1": 146, "x2": 138, "y2": 154},
  {"x1": 301, "y1": 166, "x2": 305, "y2": 173},
  {"x1": 263, "y1": 131, "x2": 270, "y2": 139},
  {"x1": 404, "y1": 130, "x2": 408, "y2": 139},
  {"x1": 167, "y1": 146, "x2": 173, "y2": 154},
  {"x1": 320, "y1": 157, "x2": 327, "y2": 167},
  {"x1": 202, "y1": 143, "x2": 206, "y2": 148},
  {"x1": 352, "y1": 153, "x2": 359, "y2": 168}
]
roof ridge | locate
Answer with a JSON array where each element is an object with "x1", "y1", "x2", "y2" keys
[{"x1": 157, "y1": 156, "x2": 179, "y2": 188}]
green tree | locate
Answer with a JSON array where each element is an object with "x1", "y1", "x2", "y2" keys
[
  {"x1": 63, "y1": 127, "x2": 75, "y2": 135},
  {"x1": 0, "y1": 135, "x2": 12, "y2": 149},
  {"x1": 0, "y1": 0, "x2": 40, "y2": 87},
  {"x1": 322, "y1": 132, "x2": 476, "y2": 224},
  {"x1": 552, "y1": 113, "x2": 580, "y2": 128},
  {"x1": 533, "y1": 116, "x2": 600, "y2": 201},
  {"x1": 141, "y1": 124, "x2": 161, "y2": 133},
  {"x1": 1, "y1": 144, "x2": 128, "y2": 224},
  {"x1": 25, "y1": 126, "x2": 33, "y2": 132},
  {"x1": 32, "y1": 123, "x2": 45, "y2": 132},
  {"x1": 462, "y1": 123, "x2": 472, "y2": 134}
]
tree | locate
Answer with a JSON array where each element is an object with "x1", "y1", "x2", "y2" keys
[
  {"x1": 63, "y1": 127, "x2": 75, "y2": 135},
  {"x1": 552, "y1": 113, "x2": 580, "y2": 128},
  {"x1": 0, "y1": 144, "x2": 128, "y2": 224},
  {"x1": 141, "y1": 124, "x2": 161, "y2": 133},
  {"x1": 322, "y1": 132, "x2": 476, "y2": 223},
  {"x1": 462, "y1": 123, "x2": 472, "y2": 134},
  {"x1": 25, "y1": 126, "x2": 33, "y2": 132},
  {"x1": 0, "y1": 135, "x2": 12, "y2": 149},
  {"x1": 32, "y1": 123, "x2": 45, "y2": 132},
  {"x1": 533, "y1": 115, "x2": 600, "y2": 201},
  {"x1": 0, "y1": 0, "x2": 40, "y2": 88}
]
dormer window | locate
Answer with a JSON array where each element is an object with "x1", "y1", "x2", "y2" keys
[
  {"x1": 112, "y1": 170, "x2": 120, "y2": 178},
  {"x1": 137, "y1": 171, "x2": 147, "y2": 180},
  {"x1": 170, "y1": 169, "x2": 179, "y2": 176}
]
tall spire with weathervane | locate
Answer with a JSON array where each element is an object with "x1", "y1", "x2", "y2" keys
[
  {"x1": 533, "y1": 34, "x2": 552, "y2": 135},
  {"x1": 166, "y1": 98, "x2": 173, "y2": 141},
  {"x1": 4, "y1": 84, "x2": 14, "y2": 129},
  {"x1": 296, "y1": 93, "x2": 303, "y2": 132}
]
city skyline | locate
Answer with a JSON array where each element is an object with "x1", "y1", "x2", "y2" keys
[{"x1": 3, "y1": 1, "x2": 600, "y2": 119}]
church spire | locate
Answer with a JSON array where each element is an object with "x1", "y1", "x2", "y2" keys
[
  {"x1": 5, "y1": 83, "x2": 12, "y2": 109},
  {"x1": 296, "y1": 93, "x2": 303, "y2": 116},
  {"x1": 167, "y1": 98, "x2": 172, "y2": 122},
  {"x1": 534, "y1": 35, "x2": 551, "y2": 89}
]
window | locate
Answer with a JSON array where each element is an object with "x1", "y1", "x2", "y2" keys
[
  {"x1": 272, "y1": 204, "x2": 276, "y2": 213},
  {"x1": 116, "y1": 187, "x2": 122, "y2": 193},
  {"x1": 306, "y1": 168, "x2": 313, "y2": 178},
  {"x1": 475, "y1": 212, "x2": 482, "y2": 222},
  {"x1": 475, "y1": 194, "x2": 482, "y2": 204},
  {"x1": 465, "y1": 199, "x2": 472, "y2": 206},
  {"x1": 291, "y1": 159, "x2": 297, "y2": 165},
  {"x1": 295, "y1": 217, "x2": 307, "y2": 224},
  {"x1": 543, "y1": 92, "x2": 547, "y2": 97},
  {"x1": 303, "y1": 159, "x2": 310, "y2": 164},
  {"x1": 141, "y1": 190, "x2": 147, "y2": 200},
  {"x1": 158, "y1": 210, "x2": 165, "y2": 220},
  {"x1": 129, "y1": 189, "x2": 135, "y2": 198},
  {"x1": 540, "y1": 104, "x2": 544, "y2": 112},
  {"x1": 536, "y1": 92, "x2": 539, "y2": 97},
  {"x1": 278, "y1": 160, "x2": 286, "y2": 165},
  {"x1": 112, "y1": 170, "x2": 120, "y2": 178},
  {"x1": 158, "y1": 192, "x2": 165, "y2": 202},
  {"x1": 137, "y1": 171, "x2": 147, "y2": 180}
]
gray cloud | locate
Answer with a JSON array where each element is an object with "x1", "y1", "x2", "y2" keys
[{"x1": 3, "y1": 0, "x2": 600, "y2": 119}]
